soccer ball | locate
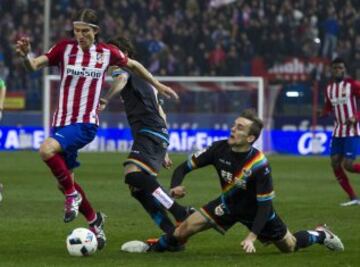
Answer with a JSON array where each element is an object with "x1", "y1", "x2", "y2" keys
[{"x1": 66, "y1": 228, "x2": 98, "y2": 256}]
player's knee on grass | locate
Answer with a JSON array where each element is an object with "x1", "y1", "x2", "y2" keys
[
  {"x1": 273, "y1": 230, "x2": 297, "y2": 253},
  {"x1": 39, "y1": 138, "x2": 61, "y2": 160}
]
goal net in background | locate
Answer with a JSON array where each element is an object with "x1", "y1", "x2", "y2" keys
[{"x1": 44, "y1": 75, "x2": 265, "y2": 152}]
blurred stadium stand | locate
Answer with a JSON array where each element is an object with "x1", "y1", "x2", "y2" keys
[{"x1": 0, "y1": 0, "x2": 359, "y2": 115}]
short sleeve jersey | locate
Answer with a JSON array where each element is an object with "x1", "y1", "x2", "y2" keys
[{"x1": 45, "y1": 39, "x2": 128, "y2": 127}]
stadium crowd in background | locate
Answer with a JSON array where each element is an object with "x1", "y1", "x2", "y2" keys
[{"x1": 1, "y1": 0, "x2": 360, "y2": 108}]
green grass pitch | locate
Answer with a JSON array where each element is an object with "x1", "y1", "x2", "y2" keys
[{"x1": 0, "y1": 151, "x2": 359, "y2": 266}]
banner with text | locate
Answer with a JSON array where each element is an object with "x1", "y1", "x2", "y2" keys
[{"x1": 0, "y1": 126, "x2": 339, "y2": 155}]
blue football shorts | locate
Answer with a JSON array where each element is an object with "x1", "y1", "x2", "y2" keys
[
  {"x1": 330, "y1": 136, "x2": 359, "y2": 159},
  {"x1": 51, "y1": 123, "x2": 98, "y2": 169}
]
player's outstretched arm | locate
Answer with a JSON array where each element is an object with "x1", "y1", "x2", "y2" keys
[
  {"x1": 16, "y1": 37, "x2": 48, "y2": 71},
  {"x1": 99, "y1": 72, "x2": 128, "y2": 111},
  {"x1": 125, "y1": 59, "x2": 179, "y2": 100},
  {"x1": 169, "y1": 161, "x2": 194, "y2": 198}
]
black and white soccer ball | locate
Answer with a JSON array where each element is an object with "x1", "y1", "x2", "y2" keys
[{"x1": 66, "y1": 228, "x2": 98, "y2": 256}]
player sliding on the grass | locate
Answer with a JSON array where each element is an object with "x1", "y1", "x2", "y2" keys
[
  {"x1": 123, "y1": 110, "x2": 344, "y2": 254},
  {"x1": 16, "y1": 8, "x2": 177, "y2": 250}
]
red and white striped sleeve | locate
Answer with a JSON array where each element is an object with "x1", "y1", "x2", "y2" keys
[
  {"x1": 45, "y1": 39, "x2": 69, "y2": 66},
  {"x1": 108, "y1": 45, "x2": 128, "y2": 67}
]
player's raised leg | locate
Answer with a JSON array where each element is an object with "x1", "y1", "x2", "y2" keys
[
  {"x1": 58, "y1": 179, "x2": 106, "y2": 249},
  {"x1": 40, "y1": 137, "x2": 82, "y2": 222}
]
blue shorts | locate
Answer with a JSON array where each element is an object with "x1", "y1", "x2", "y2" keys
[
  {"x1": 330, "y1": 136, "x2": 359, "y2": 159},
  {"x1": 51, "y1": 123, "x2": 98, "y2": 169}
]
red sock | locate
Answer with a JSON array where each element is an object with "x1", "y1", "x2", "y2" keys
[
  {"x1": 334, "y1": 167, "x2": 357, "y2": 199},
  {"x1": 74, "y1": 182, "x2": 96, "y2": 223},
  {"x1": 351, "y1": 163, "x2": 360, "y2": 173},
  {"x1": 45, "y1": 154, "x2": 75, "y2": 195}
]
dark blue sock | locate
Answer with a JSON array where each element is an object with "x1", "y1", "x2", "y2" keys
[{"x1": 294, "y1": 230, "x2": 326, "y2": 250}]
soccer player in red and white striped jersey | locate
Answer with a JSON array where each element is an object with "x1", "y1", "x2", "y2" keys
[
  {"x1": 322, "y1": 57, "x2": 360, "y2": 206},
  {"x1": 16, "y1": 8, "x2": 178, "y2": 249}
]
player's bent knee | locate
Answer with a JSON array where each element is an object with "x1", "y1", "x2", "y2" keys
[
  {"x1": 39, "y1": 138, "x2": 60, "y2": 160},
  {"x1": 39, "y1": 143, "x2": 53, "y2": 160},
  {"x1": 174, "y1": 221, "x2": 191, "y2": 240},
  {"x1": 274, "y1": 231, "x2": 297, "y2": 253}
]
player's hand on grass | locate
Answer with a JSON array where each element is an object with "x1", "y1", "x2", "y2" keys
[
  {"x1": 241, "y1": 233, "x2": 257, "y2": 253},
  {"x1": 170, "y1": 186, "x2": 186, "y2": 199},
  {"x1": 156, "y1": 82, "x2": 179, "y2": 101},
  {"x1": 16, "y1": 37, "x2": 31, "y2": 57},
  {"x1": 162, "y1": 153, "x2": 173, "y2": 169}
]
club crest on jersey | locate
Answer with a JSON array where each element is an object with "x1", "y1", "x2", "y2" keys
[
  {"x1": 214, "y1": 203, "x2": 225, "y2": 216},
  {"x1": 243, "y1": 168, "x2": 252, "y2": 178},
  {"x1": 96, "y1": 52, "x2": 104, "y2": 64}
]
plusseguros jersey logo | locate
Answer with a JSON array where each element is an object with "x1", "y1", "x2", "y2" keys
[{"x1": 66, "y1": 65, "x2": 102, "y2": 79}]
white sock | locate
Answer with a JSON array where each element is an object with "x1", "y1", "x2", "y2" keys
[{"x1": 152, "y1": 187, "x2": 174, "y2": 209}]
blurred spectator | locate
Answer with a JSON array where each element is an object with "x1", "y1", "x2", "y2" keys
[
  {"x1": 0, "y1": 61, "x2": 10, "y2": 83},
  {"x1": 208, "y1": 43, "x2": 226, "y2": 74},
  {"x1": 321, "y1": 8, "x2": 340, "y2": 59}
]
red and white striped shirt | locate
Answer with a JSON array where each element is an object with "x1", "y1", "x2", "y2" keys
[
  {"x1": 45, "y1": 39, "x2": 128, "y2": 127},
  {"x1": 324, "y1": 78, "x2": 360, "y2": 137}
]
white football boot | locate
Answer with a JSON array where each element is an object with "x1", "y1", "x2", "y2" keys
[{"x1": 315, "y1": 224, "x2": 344, "y2": 251}]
